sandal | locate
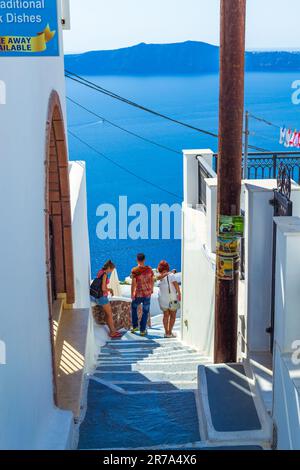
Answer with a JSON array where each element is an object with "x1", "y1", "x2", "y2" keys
[{"x1": 110, "y1": 331, "x2": 122, "y2": 339}]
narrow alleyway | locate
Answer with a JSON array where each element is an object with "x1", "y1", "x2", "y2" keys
[{"x1": 78, "y1": 315, "x2": 211, "y2": 449}]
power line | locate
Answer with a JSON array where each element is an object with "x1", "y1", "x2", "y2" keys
[
  {"x1": 247, "y1": 112, "x2": 300, "y2": 148},
  {"x1": 68, "y1": 92, "x2": 268, "y2": 154},
  {"x1": 250, "y1": 130, "x2": 279, "y2": 144},
  {"x1": 248, "y1": 112, "x2": 280, "y2": 129},
  {"x1": 68, "y1": 130, "x2": 183, "y2": 200},
  {"x1": 249, "y1": 112, "x2": 300, "y2": 145},
  {"x1": 65, "y1": 71, "x2": 218, "y2": 138},
  {"x1": 65, "y1": 70, "x2": 269, "y2": 152},
  {"x1": 246, "y1": 143, "x2": 271, "y2": 152},
  {"x1": 67, "y1": 96, "x2": 181, "y2": 155}
]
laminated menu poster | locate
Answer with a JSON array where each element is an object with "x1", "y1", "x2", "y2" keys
[
  {"x1": 216, "y1": 236, "x2": 240, "y2": 257},
  {"x1": 0, "y1": 1, "x2": 59, "y2": 56},
  {"x1": 218, "y1": 215, "x2": 244, "y2": 238},
  {"x1": 217, "y1": 256, "x2": 234, "y2": 281}
]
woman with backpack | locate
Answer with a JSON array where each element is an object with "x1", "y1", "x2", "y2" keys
[{"x1": 93, "y1": 260, "x2": 122, "y2": 339}]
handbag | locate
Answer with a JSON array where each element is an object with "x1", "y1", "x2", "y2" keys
[
  {"x1": 167, "y1": 275, "x2": 180, "y2": 311},
  {"x1": 90, "y1": 273, "x2": 104, "y2": 299}
]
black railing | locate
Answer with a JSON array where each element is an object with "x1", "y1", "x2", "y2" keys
[
  {"x1": 247, "y1": 152, "x2": 300, "y2": 183},
  {"x1": 213, "y1": 151, "x2": 300, "y2": 184},
  {"x1": 200, "y1": 152, "x2": 300, "y2": 282},
  {"x1": 198, "y1": 158, "x2": 214, "y2": 210}
]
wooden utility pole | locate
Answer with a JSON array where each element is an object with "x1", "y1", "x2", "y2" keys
[{"x1": 214, "y1": 0, "x2": 247, "y2": 364}]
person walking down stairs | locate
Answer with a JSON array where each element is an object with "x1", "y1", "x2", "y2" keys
[
  {"x1": 157, "y1": 260, "x2": 181, "y2": 338},
  {"x1": 130, "y1": 253, "x2": 154, "y2": 337},
  {"x1": 94, "y1": 260, "x2": 122, "y2": 339}
]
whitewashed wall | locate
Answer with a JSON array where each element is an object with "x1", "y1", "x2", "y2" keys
[
  {"x1": 244, "y1": 181, "x2": 276, "y2": 352},
  {"x1": 181, "y1": 150, "x2": 216, "y2": 356},
  {"x1": 0, "y1": 1, "x2": 75, "y2": 450},
  {"x1": 69, "y1": 162, "x2": 91, "y2": 310},
  {"x1": 244, "y1": 181, "x2": 300, "y2": 354},
  {"x1": 181, "y1": 206, "x2": 215, "y2": 356},
  {"x1": 182, "y1": 150, "x2": 249, "y2": 357},
  {"x1": 69, "y1": 162, "x2": 96, "y2": 374},
  {"x1": 272, "y1": 217, "x2": 300, "y2": 450}
]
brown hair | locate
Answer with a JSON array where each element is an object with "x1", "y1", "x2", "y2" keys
[
  {"x1": 137, "y1": 253, "x2": 146, "y2": 262},
  {"x1": 102, "y1": 260, "x2": 115, "y2": 271},
  {"x1": 158, "y1": 260, "x2": 170, "y2": 273}
]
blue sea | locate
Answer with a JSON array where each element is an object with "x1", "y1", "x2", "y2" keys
[{"x1": 66, "y1": 72, "x2": 300, "y2": 279}]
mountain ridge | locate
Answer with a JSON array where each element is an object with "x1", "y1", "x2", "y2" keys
[{"x1": 64, "y1": 40, "x2": 300, "y2": 75}]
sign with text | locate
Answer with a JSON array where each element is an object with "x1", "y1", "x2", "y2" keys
[{"x1": 0, "y1": 0, "x2": 59, "y2": 56}]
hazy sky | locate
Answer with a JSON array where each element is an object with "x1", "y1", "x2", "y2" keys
[{"x1": 63, "y1": 0, "x2": 300, "y2": 53}]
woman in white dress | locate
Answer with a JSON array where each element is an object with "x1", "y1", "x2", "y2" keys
[{"x1": 157, "y1": 261, "x2": 181, "y2": 338}]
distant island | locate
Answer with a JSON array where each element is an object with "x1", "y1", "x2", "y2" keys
[{"x1": 64, "y1": 41, "x2": 300, "y2": 75}]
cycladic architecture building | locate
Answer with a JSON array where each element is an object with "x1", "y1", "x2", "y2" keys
[
  {"x1": 0, "y1": 1, "x2": 95, "y2": 449},
  {"x1": 182, "y1": 150, "x2": 300, "y2": 450}
]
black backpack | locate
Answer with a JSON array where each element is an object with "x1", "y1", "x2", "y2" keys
[{"x1": 90, "y1": 273, "x2": 104, "y2": 299}]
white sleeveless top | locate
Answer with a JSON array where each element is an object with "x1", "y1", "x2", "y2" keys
[{"x1": 158, "y1": 273, "x2": 177, "y2": 309}]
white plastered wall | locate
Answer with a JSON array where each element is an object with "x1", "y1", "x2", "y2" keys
[{"x1": 0, "y1": 1, "x2": 75, "y2": 449}]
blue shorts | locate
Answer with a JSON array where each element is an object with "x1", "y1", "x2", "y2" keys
[{"x1": 95, "y1": 296, "x2": 109, "y2": 306}]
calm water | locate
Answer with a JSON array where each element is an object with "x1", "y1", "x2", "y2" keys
[{"x1": 66, "y1": 73, "x2": 300, "y2": 279}]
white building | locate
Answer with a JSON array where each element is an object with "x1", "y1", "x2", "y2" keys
[
  {"x1": 0, "y1": 1, "x2": 95, "y2": 449},
  {"x1": 2, "y1": 0, "x2": 300, "y2": 452},
  {"x1": 181, "y1": 149, "x2": 300, "y2": 450}
]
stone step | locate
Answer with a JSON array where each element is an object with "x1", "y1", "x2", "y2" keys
[
  {"x1": 55, "y1": 307, "x2": 90, "y2": 419},
  {"x1": 99, "y1": 349, "x2": 203, "y2": 356},
  {"x1": 100, "y1": 348, "x2": 184, "y2": 355},
  {"x1": 94, "y1": 370, "x2": 198, "y2": 383},
  {"x1": 98, "y1": 352, "x2": 198, "y2": 361},
  {"x1": 98, "y1": 349, "x2": 196, "y2": 359},
  {"x1": 106, "y1": 338, "x2": 181, "y2": 346},
  {"x1": 101, "y1": 344, "x2": 197, "y2": 352},
  {"x1": 97, "y1": 353, "x2": 208, "y2": 362},
  {"x1": 78, "y1": 382, "x2": 201, "y2": 449},
  {"x1": 103, "y1": 343, "x2": 184, "y2": 352},
  {"x1": 98, "y1": 354, "x2": 210, "y2": 367},
  {"x1": 97, "y1": 360, "x2": 210, "y2": 373},
  {"x1": 197, "y1": 363, "x2": 272, "y2": 445},
  {"x1": 105, "y1": 382, "x2": 198, "y2": 392}
]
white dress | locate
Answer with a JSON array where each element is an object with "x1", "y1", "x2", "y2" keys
[{"x1": 158, "y1": 273, "x2": 177, "y2": 311}]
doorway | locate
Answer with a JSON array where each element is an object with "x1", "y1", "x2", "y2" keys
[{"x1": 44, "y1": 90, "x2": 75, "y2": 402}]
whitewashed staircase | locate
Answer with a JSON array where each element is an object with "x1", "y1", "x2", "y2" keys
[
  {"x1": 95, "y1": 337, "x2": 211, "y2": 393},
  {"x1": 78, "y1": 318, "x2": 212, "y2": 449},
  {"x1": 78, "y1": 318, "x2": 269, "y2": 450}
]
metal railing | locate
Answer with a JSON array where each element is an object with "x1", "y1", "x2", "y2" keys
[
  {"x1": 210, "y1": 151, "x2": 300, "y2": 282},
  {"x1": 198, "y1": 156, "x2": 217, "y2": 211},
  {"x1": 247, "y1": 152, "x2": 300, "y2": 183},
  {"x1": 198, "y1": 162, "x2": 210, "y2": 210},
  {"x1": 213, "y1": 151, "x2": 300, "y2": 184}
]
